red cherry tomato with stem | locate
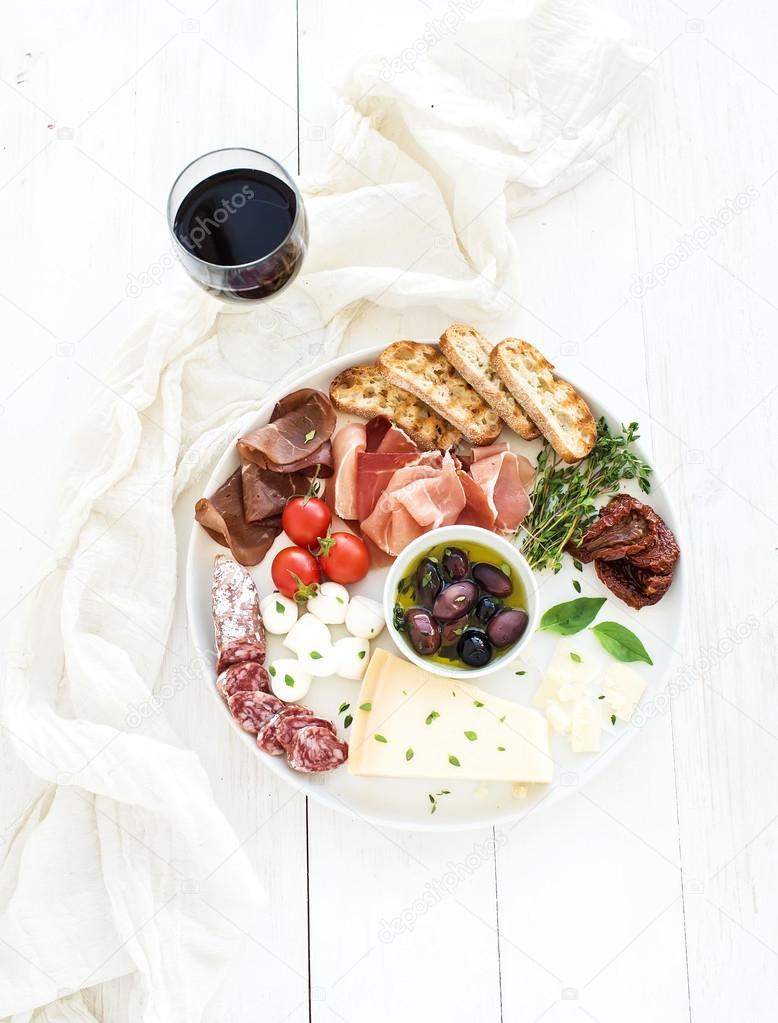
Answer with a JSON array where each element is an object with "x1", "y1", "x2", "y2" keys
[
  {"x1": 271, "y1": 546, "x2": 320, "y2": 600},
  {"x1": 282, "y1": 496, "x2": 332, "y2": 548},
  {"x1": 317, "y1": 530, "x2": 370, "y2": 584}
]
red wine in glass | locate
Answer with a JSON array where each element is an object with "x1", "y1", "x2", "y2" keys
[{"x1": 168, "y1": 149, "x2": 308, "y2": 304}]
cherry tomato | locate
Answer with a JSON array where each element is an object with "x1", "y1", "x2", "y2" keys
[
  {"x1": 282, "y1": 496, "x2": 332, "y2": 548},
  {"x1": 318, "y1": 531, "x2": 370, "y2": 584},
  {"x1": 271, "y1": 546, "x2": 320, "y2": 599}
]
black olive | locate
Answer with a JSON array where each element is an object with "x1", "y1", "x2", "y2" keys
[
  {"x1": 486, "y1": 608, "x2": 529, "y2": 648},
  {"x1": 432, "y1": 580, "x2": 479, "y2": 621},
  {"x1": 457, "y1": 629, "x2": 492, "y2": 668},
  {"x1": 404, "y1": 607, "x2": 441, "y2": 656},
  {"x1": 473, "y1": 595, "x2": 501, "y2": 625},
  {"x1": 414, "y1": 557, "x2": 443, "y2": 609},
  {"x1": 440, "y1": 615, "x2": 469, "y2": 647},
  {"x1": 472, "y1": 562, "x2": 513, "y2": 598},
  {"x1": 442, "y1": 546, "x2": 469, "y2": 580}
]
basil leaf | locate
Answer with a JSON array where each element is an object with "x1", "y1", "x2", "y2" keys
[
  {"x1": 275, "y1": 600, "x2": 285, "y2": 614},
  {"x1": 343, "y1": 714, "x2": 353, "y2": 728},
  {"x1": 591, "y1": 621, "x2": 653, "y2": 665},
  {"x1": 539, "y1": 597, "x2": 606, "y2": 635}
]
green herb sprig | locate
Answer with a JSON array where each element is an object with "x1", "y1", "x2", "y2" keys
[{"x1": 519, "y1": 419, "x2": 652, "y2": 573}]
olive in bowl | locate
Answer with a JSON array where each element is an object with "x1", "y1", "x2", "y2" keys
[{"x1": 383, "y1": 525, "x2": 539, "y2": 680}]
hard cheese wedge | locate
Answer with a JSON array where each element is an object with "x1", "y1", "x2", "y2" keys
[{"x1": 348, "y1": 649, "x2": 553, "y2": 783}]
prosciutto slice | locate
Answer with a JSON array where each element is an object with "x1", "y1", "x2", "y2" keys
[
  {"x1": 196, "y1": 469, "x2": 282, "y2": 566},
  {"x1": 456, "y1": 469, "x2": 496, "y2": 529},
  {"x1": 361, "y1": 454, "x2": 466, "y2": 556},
  {"x1": 329, "y1": 422, "x2": 366, "y2": 520},
  {"x1": 468, "y1": 451, "x2": 534, "y2": 532},
  {"x1": 237, "y1": 389, "x2": 336, "y2": 476}
]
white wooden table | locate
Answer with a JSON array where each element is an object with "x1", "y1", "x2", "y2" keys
[{"x1": 2, "y1": 1, "x2": 776, "y2": 1020}]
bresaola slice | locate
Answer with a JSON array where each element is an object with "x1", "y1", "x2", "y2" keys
[
  {"x1": 241, "y1": 465, "x2": 311, "y2": 523},
  {"x1": 237, "y1": 389, "x2": 336, "y2": 476},
  {"x1": 197, "y1": 469, "x2": 283, "y2": 567}
]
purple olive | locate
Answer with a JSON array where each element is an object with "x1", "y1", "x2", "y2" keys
[
  {"x1": 472, "y1": 562, "x2": 513, "y2": 598},
  {"x1": 440, "y1": 615, "x2": 469, "y2": 647},
  {"x1": 442, "y1": 546, "x2": 469, "y2": 580},
  {"x1": 415, "y1": 557, "x2": 442, "y2": 609},
  {"x1": 404, "y1": 607, "x2": 441, "y2": 656},
  {"x1": 486, "y1": 608, "x2": 529, "y2": 648},
  {"x1": 457, "y1": 629, "x2": 492, "y2": 667},
  {"x1": 432, "y1": 580, "x2": 479, "y2": 621}
]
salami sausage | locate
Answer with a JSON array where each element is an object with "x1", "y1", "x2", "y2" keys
[
  {"x1": 216, "y1": 661, "x2": 271, "y2": 699},
  {"x1": 256, "y1": 705, "x2": 311, "y2": 756},
  {"x1": 286, "y1": 723, "x2": 348, "y2": 773},
  {"x1": 212, "y1": 555, "x2": 266, "y2": 673},
  {"x1": 227, "y1": 690, "x2": 283, "y2": 734}
]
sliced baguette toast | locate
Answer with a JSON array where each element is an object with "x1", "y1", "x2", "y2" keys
[
  {"x1": 439, "y1": 324, "x2": 540, "y2": 440},
  {"x1": 377, "y1": 341, "x2": 502, "y2": 446},
  {"x1": 329, "y1": 364, "x2": 461, "y2": 451},
  {"x1": 490, "y1": 338, "x2": 597, "y2": 462}
]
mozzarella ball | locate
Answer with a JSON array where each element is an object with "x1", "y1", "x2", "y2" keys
[
  {"x1": 297, "y1": 643, "x2": 338, "y2": 679},
  {"x1": 268, "y1": 659, "x2": 312, "y2": 703},
  {"x1": 283, "y1": 613, "x2": 331, "y2": 656},
  {"x1": 345, "y1": 596, "x2": 385, "y2": 639},
  {"x1": 306, "y1": 581, "x2": 350, "y2": 625},
  {"x1": 260, "y1": 593, "x2": 298, "y2": 635},
  {"x1": 333, "y1": 636, "x2": 370, "y2": 681}
]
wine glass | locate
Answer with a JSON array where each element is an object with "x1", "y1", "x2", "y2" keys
[{"x1": 167, "y1": 147, "x2": 308, "y2": 305}]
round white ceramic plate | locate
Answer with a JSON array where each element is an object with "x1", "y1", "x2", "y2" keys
[{"x1": 186, "y1": 345, "x2": 684, "y2": 831}]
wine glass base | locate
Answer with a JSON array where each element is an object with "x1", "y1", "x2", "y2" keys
[{"x1": 217, "y1": 286, "x2": 325, "y2": 388}]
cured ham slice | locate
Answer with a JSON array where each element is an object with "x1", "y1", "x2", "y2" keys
[
  {"x1": 456, "y1": 469, "x2": 496, "y2": 529},
  {"x1": 361, "y1": 454, "x2": 466, "y2": 556},
  {"x1": 196, "y1": 469, "x2": 282, "y2": 566},
  {"x1": 356, "y1": 451, "x2": 422, "y2": 522},
  {"x1": 366, "y1": 415, "x2": 417, "y2": 454},
  {"x1": 469, "y1": 451, "x2": 533, "y2": 532},
  {"x1": 329, "y1": 422, "x2": 366, "y2": 520},
  {"x1": 241, "y1": 464, "x2": 311, "y2": 523},
  {"x1": 237, "y1": 389, "x2": 336, "y2": 476},
  {"x1": 211, "y1": 555, "x2": 266, "y2": 673}
]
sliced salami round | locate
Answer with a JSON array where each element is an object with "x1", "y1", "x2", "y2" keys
[
  {"x1": 276, "y1": 710, "x2": 333, "y2": 753},
  {"x1": 216, "y1": 661, "x2": 271, "y2": 699},
  {"x1": 286, "y1": 723, "x2": 348, "y2": 773},
  {"x1": 227, "y1": 690, "x2": 283, "y2": 734},
  {"x1": 256, "y1": 705, "x2": 311, "y2": 756}
]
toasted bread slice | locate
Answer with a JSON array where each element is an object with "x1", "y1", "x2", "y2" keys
[
  {"x1": 329, "y1": 364, "x2": 461, "y2": 451},
  {"x1": 490, "y1": 339, "x2": 597, "y2": 462},
  {"x1": 439, "y1": 324, "x2": 540, "y2": 441},
  {"x1": 377, "y1": 341, "x2": 502, "y2": 446}
]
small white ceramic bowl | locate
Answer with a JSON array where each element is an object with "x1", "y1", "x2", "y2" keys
[{"x1": 382, "y1": 525, "x2": 540, "y2": 680}]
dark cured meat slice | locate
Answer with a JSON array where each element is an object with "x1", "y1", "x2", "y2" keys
[
  {"x1": 211, "y1": 555, "x2": 266, "y2": 672},
  {"x1": 286, "y1": 723, "x2": 348, "y2": 773},
  {"x1": 227, "y1": 690, "x2": 284, "y2": 734},
  {"x1": 237, "y1": 389, "x2": 336, "y2": 474},
  {"x1": 595, "y1": 559, "x2": 674, "y2": 610},
  {"x1": 261, "y1": 439, "x2": 334, "y2": 478},
  {"x1": 216, "y1": 661, "x2": 271, "y2": 699},
  {"x1": 567, "y1": 494, "x2": 656, "y2": 564},
  {"x1": 240, "y1": 464, "x2": 311, "y2": 523},
  {"x1": 197, "y1": 469, "x2": 283, "y2": 566}
]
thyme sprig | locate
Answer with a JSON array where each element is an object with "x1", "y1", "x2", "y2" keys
[{"x1": 519, "y1": 419, "x2": 652, "y2": 573}]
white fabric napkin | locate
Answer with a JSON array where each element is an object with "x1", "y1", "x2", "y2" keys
[{"x1": 0, "y1": 2, "x2": 650, "y2": 1019}]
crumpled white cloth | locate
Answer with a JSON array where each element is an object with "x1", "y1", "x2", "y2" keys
[{"x1": 0, "y1": 2, "x2": 650, "y2": 1019}]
